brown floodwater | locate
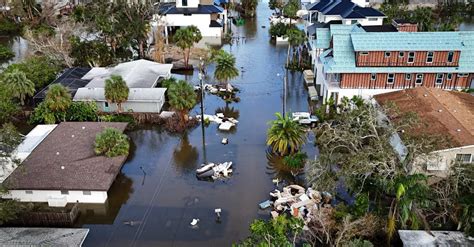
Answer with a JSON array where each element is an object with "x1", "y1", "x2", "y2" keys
[{"x1": 78, "y1": 3, "x2": 316, "y2": 246}]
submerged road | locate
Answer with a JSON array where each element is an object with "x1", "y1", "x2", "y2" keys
[{"x1": 80, "y1": 2, "x2": 314, "y2": 246}]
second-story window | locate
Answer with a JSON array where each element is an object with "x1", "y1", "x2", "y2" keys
[
  {"x1": 447, "y1": 51, "x2": 454, "y2": 63},
  {"x1": 399, "y1": 52, "x2": 404, "y2": 58},
  {"x1": 387, "y1": 74, "x2": 395, "y2": 84},
  {"x1": 436, "y1": 73, "x2": 444, "y2": 84},
  {"x1": 385, "y1": 52, "x2": 391, "y2": 58},
  {"x1": 408, "y1": 52, "x2": 415, "y2": 63},
  {"x1": 426, "y1": 52, "x2": 434, "y2": 63},
  {"x1": 447, "y1": 73, "x2": 453, "y2": 80},
  {"x1": 405, "y1": 73, "x2": 411, "y2": 80},
  {"x1": 182, "y1": 0, "x2": 188, "y2": 6},
  {"x1": 371, "y1": 73, "x2": 376, "y2": 80},
  {"x1": 360, "y1": 52, "x2": 369, "y2": 55},
  {"x1": 415, "y1": 74, "x2": 424, "y2": 85}
]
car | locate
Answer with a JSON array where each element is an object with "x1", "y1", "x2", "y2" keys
[{"x1": 292, "y1": 112, "x2": 319, "y2": 126}]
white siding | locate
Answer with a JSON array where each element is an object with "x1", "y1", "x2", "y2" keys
[
  {"x1": 165, "y1": 14, "x2": 223, "y2": 37},
  {"x1": 176, "y1": 0, "x2": 200, "y2": 8},
  {"x1": 98, "y1": 101, "x2": 164, "y2": 113},
  {"x1": 3, "y1": 190, "x2": 108, "y2": 204}
]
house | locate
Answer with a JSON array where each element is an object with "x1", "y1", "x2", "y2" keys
[
  {"x1": 155, "y1": 0, "x2": 227, "y2": 39},
  {"x1": 33, "y1": 67, "x2": 92, "y2": 105},
  {"x1": 2, "y1": 122, "x2": 129, "y2": 206},
  {"x1": 0, "y1": 228, "x2": 89, "y2": 247},
  {"x1": 374, "y1": 87, "x2": 474, "y2": 176},
  {"x1": 314, "y1": 24, "x2": 474, "y2": 103},
  {"x1": 72, "y1": 59, "x2": 173, "y2": 113},
  {"x1": 305, "y1": 0, "x2": 385, "y2": 27},
  {"x1": 398, "y1": 230, "x2": 473, "y2": 247}
]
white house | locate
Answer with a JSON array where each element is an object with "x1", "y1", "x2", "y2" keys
[
  {"x1": 72, "y1": 59, "x2": 173, "y2": 113},
  {"x1": 2, "y1": 122, "x2": 129, "y2": 206},
  {"x1": 155, "y1": 0, "x2": 227, "y2": 38},
  {"x1": 374, "y1": 87, "x2": 474, "y2": 178}
]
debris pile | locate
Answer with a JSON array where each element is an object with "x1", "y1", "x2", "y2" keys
[
  {"x1": 259, "y1": 184, "x2": 333, "y2": 226},
  {"x1": 196, "y1": 83, "x2": 236, "y2": 94},
  {"x1": 196, "y1": 162, "x2": 233, "y2": 180},
  {"x1": 197, "y1": 113, "x2": 238, "y2": 131}
]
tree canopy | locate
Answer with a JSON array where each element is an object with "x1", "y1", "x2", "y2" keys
[
  {"x1": 105, "y1": 75, "x2": 129, "y2": 113},
  {"x1": 267, "y1": 112, "x2": 306, "y2": 155},
  {"x1": 94, "y1": 127, "x2": 130, "y2": 158},
  {"x1": 167, "y1": 80, "x2": 197, "y2": 125},
  {"x1": 174, "y1": 26, "x2": 202, "y2": 68},
  {"x1": 214, "y1": 50, "x2": 239, "y2": 86},
  {"x1": 1, "y1": 69, "x2": 35, "y2": 105}
]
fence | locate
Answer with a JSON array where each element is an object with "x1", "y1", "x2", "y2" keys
[{"x1": 9, "y1": 203, "x2": 80, "y2": 227}]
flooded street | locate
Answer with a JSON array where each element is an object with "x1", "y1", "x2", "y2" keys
[{"x1": 79, "y1": 2, "x2": 315, "y2": 246}]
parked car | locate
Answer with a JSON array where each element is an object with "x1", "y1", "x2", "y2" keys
[{"x1": 292, "y1": 112, "x2": 318, "y2": 126}]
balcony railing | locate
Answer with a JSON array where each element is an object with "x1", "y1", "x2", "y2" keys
[{"x1": 356, "y1": 61, "x2": 458, "y2": 67}]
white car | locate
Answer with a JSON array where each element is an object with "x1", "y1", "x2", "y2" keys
[{"x1": 292, "y1": 112, "x2": 318, "y2": 125}]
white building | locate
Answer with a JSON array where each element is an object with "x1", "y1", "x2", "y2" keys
[
  {"x1": 374, "y1": 87, "x2": 474, "y2": 178},
  {"x1": 72, "y1": 59, "x2": 172, "y2": 113},
  {"x1": 155, "y1": 0, "x2": 227, "y2": 39},
  {"x1": 2, "y1": 122, "x2": 129, "y2": 206}
]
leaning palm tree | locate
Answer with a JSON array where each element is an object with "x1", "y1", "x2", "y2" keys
[
  {"x1": 104, "y1": 75, "x2": 129, "y2": 113},
  {"x1": 214, "y1": 50, "x2": 239, "y2": 87},
  {"x1": 284, "y1": 28, "x2": 306, "y2": 68},
  {"x1": 45, "y1": 84, "x2": 72, "y2": 113},
  {"x1": 174, "y1": 26, "x2": 202, "y2": 68},
  {"x1": 167, "y1": 80, "x2": 197, "y2": 127},
  {"x1": 267, "y1": 112, "x2": 306, "y2": 155},
  {"x1": 1, "y1": 69, "x2": 35, "y2": 105}
]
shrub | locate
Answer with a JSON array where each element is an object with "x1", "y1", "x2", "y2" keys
[
  {"x1": 99, "y1": 114, "x2": 136, "y2": 126},
  {"x1": 0, "y1": 18, "x2": 20, "y2": 35},
  {"x1": 28, "y1": 101, "x2": 59, "y2": 124},
  {"x1": 2, "y1": 56, "x2": 61, "y2": 90},
  {"x1": 269, "y1": 22, "x2": 292, "y2": 37},
  {"x1": 0, "y1": 85, "x2": 19, "y2": 124},
  {"x1": 94, "y1": 128, "x2": 130, "y2": 157},
  {"x1": 66, "y1": 102, "x2": 98, "y2": 121},
  {"x1": 283, "y1": 152, "x2": 307, "y2": 169},
  {"x1": 0, "y1": 45, "x2": 14, "y2": 61}
]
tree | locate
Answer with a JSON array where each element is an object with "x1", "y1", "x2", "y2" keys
[
  {"x1": 1, "y1": 56, "x2": 61, "y2": 90},
  {"x1": 45, "y1": 84, "x2": 72, "y2": 114},
  {"x1": 0, "y1": 85, "x2": 19, "y2": 124},
  {"x1": 167, "y1": 80, "x2": 197, "y2": 127},
  {"x1": 174, "y1": 26, "x2": 202, "y2": 68},
  {"x1": 104, "y1": 75, "x2": 129, "y2": 113},
  {"x1": 1, "y1": 69, "x2": 35, "y2": 105},
  {"x1": 267, "y1": 112, "x2": 306, "y2": 155},
  {"x1": 69, "y1": 37, "x2": 115, "y2": 67},
  {"x1": 236, "y1": 215, "x2": 304, "y2": 246},
  {"x1": 214, "y1": 50, "x2": 239, "y2": 87},
  {"x1": 283, "y1": 0, "x2": 299, "y2": 24},
  {"x1": 0, "y1": 45, "x2": 14, "y2": 61},
  {"x1": 412, "y1": 7, "x2": 434, "y2": 31},
  {"x1": 94, "y1": 127, "x2": 130, "y2": 158},
  {"x1": 269, "y1": 0, "x2": 284, "y2": 14},
  {"x1": 240, "y1": 0, "x2": 258, "y2": 17},
  {"x1": 284, "y1": 28, "x2": 306, "y2": 68}
]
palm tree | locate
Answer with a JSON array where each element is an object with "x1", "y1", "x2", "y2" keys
[
  {"x1": 174, "y1": 26, "x2": 202, "y2": 68},
  {"x1": 284, "y1": 28, "x2": 306, "y2": 68},
  {"x1": 214, "y1": 50, "x2": 239, "y2": 87},
  {"x1": 412, "y1": 7, "x2": 433, "y2": 31},
  {"x1": 267, "y1": 112, "x2": 306, "y2": 155},
  {"x1": 1, "y1": 69, "x2": 35, "y2": 105},
  {"x1": 104, "y1": 75, "x2": 129, "y2": 113},
  {"x1": 167, "y1": 80, "x2": 197, "y2": 126},
  {"x1": 45, "y1": 84, "x2": 72, "y2": 113}
]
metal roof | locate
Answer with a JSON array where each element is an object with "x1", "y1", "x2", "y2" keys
[
  {"x1": 319, "y1": 25, "x2": 474, "y2": 73},
  {"x1": 315, "y1": 28, "x2": 331, "y2": 49},
  {"x1": 351, "y1": 32, "x2": 464, "y2": 51},
  {"x1": 83, "y1": 59, "x2": 173, "y2": 88},
  {"x1": 33, "y1": 67, "x2": 91, "y2": 102},
  {"x1": 74, "y1": 88, "x2": 166, "y2": 103},
  {"x1": 307, "y1": 0, "x2": 385, "y2": 18},
  {"x1": 159, "y1": 4, "x2": 223, "y2": 15}
]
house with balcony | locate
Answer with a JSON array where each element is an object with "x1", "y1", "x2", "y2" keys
[
  {"x1": 155, "y1": 0, "x2": 227, "y2": 39},
  {"x1": 314, "y1": 24, "x2": 474, "y2": 103}
]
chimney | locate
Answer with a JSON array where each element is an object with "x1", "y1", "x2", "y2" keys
[{"x1": 392, "y1": 19, "x2": 418, "y2": 32}]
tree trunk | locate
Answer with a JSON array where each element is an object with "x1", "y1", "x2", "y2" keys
[
  {"x1": 139, "y1": 39, "x2": 144, "y2": 58},
  {"x1": 286, "y1": 44, "x2": 291, "y2": 67},
  {"x1": 117, "y1": 102, "x2": 122, "y2": 113}
]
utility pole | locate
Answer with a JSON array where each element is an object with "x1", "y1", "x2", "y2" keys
[
  {"x1": 199, "y1": 57, "x2": 207, "y2": 164},
  {"x1": 283, "y1": 70, "x2": 287, "y2": 116}
]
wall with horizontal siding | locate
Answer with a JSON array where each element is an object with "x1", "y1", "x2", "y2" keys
[
  {"x1": 340, "y1": 73, "x2": 471, "y2": 89},
  {"x1": 355, "y1": 51, "x2": 460, "y2": 67}
]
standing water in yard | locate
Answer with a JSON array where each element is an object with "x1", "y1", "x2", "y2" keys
[{"x1": 78, "y1": 2, "x2": 316, "y2": 246}]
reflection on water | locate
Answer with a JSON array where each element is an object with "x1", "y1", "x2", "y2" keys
[
  {"x1": 460, "y1": 21, "x2": 474, "y2": 31},
  {"x1": 0, "y1": 36, "x2": 29, "y2": 68},
  {"x1": 173, "y1": 134, "x2": 200, "y2": 173},
  {"x1": 215, "y1": 103, "x2": 240, "y2": 119}
]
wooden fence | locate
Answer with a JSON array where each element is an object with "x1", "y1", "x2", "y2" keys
[{"x1": 9, "y1": 203, "x2": 80, "y2": 227}]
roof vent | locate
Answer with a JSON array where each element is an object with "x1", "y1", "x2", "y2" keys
[
  {"x1": 61, "y1": 166, "x2": 65, "y2": 170},
  {"x1": 56, "y1": 152, "x2": 60, "y2": 155},
  {"x1": 71, "y1": 135, "x2": 75, "y2": 138},
  {"x1": 82, "y1": 126, "x2": 86, "y2": 130},
  {"x1": 438, "y1": 109, "x2": 442, "y2": 112},
  {"x1": 456, "y1": 129, "x2": 461, "y2": 132},
  {"x1": 423, "y1": 94, "x2": 428, "y2": 97}
]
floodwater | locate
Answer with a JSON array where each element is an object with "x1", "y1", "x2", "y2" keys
[
  {"x1": 77, "y1": 3, "x2": 315, "y2": 247},
  {"x1": 0, "y1": 36, "x2": 28, "y2": 68}
]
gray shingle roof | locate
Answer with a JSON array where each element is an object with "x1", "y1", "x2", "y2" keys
[
  {"x1": 73, "y1": 88, "x2": 166, "y2": 103},
  {"x1": 0, "y1": 228, "x2": 89, "y2": 247},
  {"x1": 4, "y1": 122, "x2": 128, "y2": 191}
]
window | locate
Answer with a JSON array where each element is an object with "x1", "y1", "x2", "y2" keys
[
  {"x1": 387, "y1": 74, "x2": 395, "y2": 84},
  {"x1": 104, "y1": 102, "x2": 109, "y2": 108},
  {"x1": 368, "y1": 18, "x2": 378, "y2": 21},
  {"x1": 408, "y1": 52, "x2": 415, "y2": 63},
  {"x1": 458, "y1": 73, "x2": 468, "y2": 77},
  {"x1": 351, "y1": 20, "x2": 358, "y2": 24},
  {"x1": 360, "y1": 52, "x2": 369, "y2": 55},
  {"x1": 385, "y1": 52, "x2": 391, "y2": 58},
  {"x1": 399, "y1": 52, "x2": 404, "y2": 58},
  {"x1": 182, "y1": 0, "x2": 187, "y2": 6},
  {"x1": 415, "y1": 74, "x2": 423, "y2": 85},
  {"x1": 370, "y1": 73, "x2": 376, "y2": 80},
  {"x1": 25, "y1": 190, "x2": 33, "y2": 194},
  {"x1": 447, "y1": 73, "x2": 453, "y2": 80},
  {"x1": 455, "y1": 154, "x2": 472, "y2": 164},
  {"x1": 447, "y1": 51, "x2": 454, "y2": 63},
  {"x1": 83, "y1": 191, "x2": 92, "y2": 195},
  {"x1": 436, "y1": 73, "x2": 444, "y2": 84},
  {"x1": 405, "y1": 73, "x2": 411, "y2": 80},
  {"x1": 426, "y1": 51, "x2": 434, "y2": 63},
  {"x1": 61, "y1": 190, "x2": 69, "y2": 195}
]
